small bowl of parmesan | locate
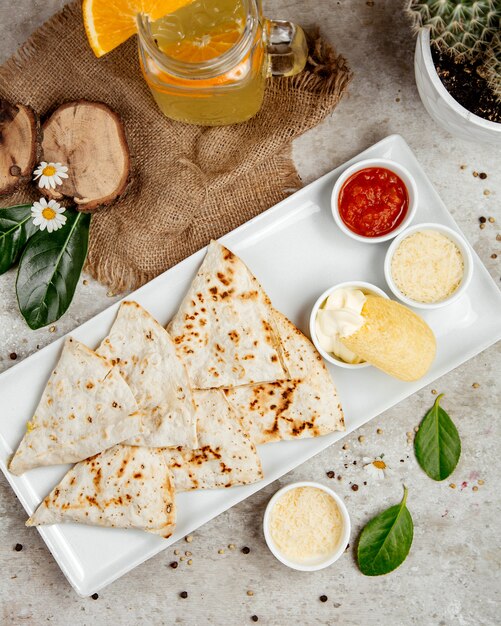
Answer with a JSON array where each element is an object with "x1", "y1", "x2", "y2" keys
[
  {"x1": 263, "y1": 481, "x2": 350, "y2": 571},
  {"x1": 384, "y1": 223, "x2": 473, "y2": 309}
]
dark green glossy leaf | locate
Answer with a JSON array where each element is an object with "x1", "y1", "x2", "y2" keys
[
  {"x1": 0, "y1": 204, "x2": 38, "y2": 274},
  {"x1": 414, "y1": 394, "x2": 461, "y2": 481},
  {"x1": 16, "y1": 210, "x2": 90, "y2": 329},
  {"x1": 357, "y1": 486, "x2": 413, "y2": 576}
]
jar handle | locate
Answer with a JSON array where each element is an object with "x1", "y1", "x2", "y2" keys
[{"x1": 264, "y1": 19, "x2": 308, "y2": 77}]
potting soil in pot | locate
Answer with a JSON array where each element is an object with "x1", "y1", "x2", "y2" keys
[{"x1": 431, "y1": 46, "x2": 501, "y2": 124}]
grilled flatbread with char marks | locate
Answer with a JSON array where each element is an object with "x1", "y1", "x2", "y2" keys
[
  {"x1": 97, "y1": 301, "x2": 198, "y2": 449},
  {"x1": 224, "y1": 310, "x2": 345, "y2": 444},
  {"x1": 9, "y1": 338, "x2": 141, "y2": 475},
  {"x1": 27, "y1": 444, "x2": 176, "y2": 538},
  {"x1": 163, "y1": 389, "x2": 263, "y2": 491},
  {"x1": 167, "y1": 240, "x2": 288, "y2": 389}
]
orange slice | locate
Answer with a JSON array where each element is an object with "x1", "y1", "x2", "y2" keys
[
  {"x1": 158, "y1": 23, "x2": 242, "y2": 63},
  {"x1": 82, "y1": 0, "x2": 193, "y2": 58}
]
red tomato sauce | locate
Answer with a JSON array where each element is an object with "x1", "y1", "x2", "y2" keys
[{"x1": 338, "y1": 167, "x2": 409, "y2": 238}]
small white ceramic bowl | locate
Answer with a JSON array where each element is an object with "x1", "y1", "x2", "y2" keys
[
  {"x1": 331, "y1": 158, "x2": 418, "y2": 244},
  {"x1": 309, "y1": 281, "x2": 389, "y2": 369},
  {"x1": 263, "y1": 481, "x2": 351, "y2": 572},
  {"x1": 384, "y1": 222, "x2": 474, "y2": 310}
]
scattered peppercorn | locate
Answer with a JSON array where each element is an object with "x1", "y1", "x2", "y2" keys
[
  {"x1": 91, "y1": 593, "x2": 99, "y2": 600},
  {"x1": 174, "y1": 549, "x2": 180, "y2": 555},
  {"x1": 218, "y1": 549, "x2": 225, "y2": 555},
  {"x1": 251, "y1": 616, "x2": 259, "y2": 622},
  {"x1": 472, "y1": 486, "x2": 479, "y2": 492},
  {"x1": 337, "y1": 475, "x2": 342, "y2": 481},
  {"x1": 460, "y1": 164, "x2": 466, "y2": 170},
  {"x1": 491, "y1": 254, "x2": 497, "y2": 259},
  {"x1": 185, "y1": 550, "x2": 192, "y2": 556},
  {"x1": 9, "y1": 352, "x2": 17, "y2": 360},
  {"x1": 479, "y1": 216, "x2": 486, "y2": 223},
  {"x1": 488, "y1": 217, "x2": 495, "y2": 223},
  {"x1": 431, "y1": 389, "x2": 437, "y2": 394},
  {"x1": 14, "y1": 543, "x2": 23, "y2": 552},
  {"x1": 242, "y1": 546, "x2": 250, "y2": 554},
  {"x1": 358, "y1": 435, "x2": 365, "y2": 443},
  {"x1": 351, "y1": 484, "x2": 359, "y2": 491},
  {"x1": 180, "y1": 556, "x2": 186, "y2": 561},
  {"x1": 247, "y1": 590, "x2": 254, "y2": 596},
  {"x1": 179, "y1": 591, "x2": 188, "y2": 599},
  {"x1": 185, "y1": 535, "x2": 193, "y2": 543},
  {"x1": 473, "y1": 171, "x2": 478, "y2": 177},
  {"x1": 479, "y1": 172, "x2": 487, "y2": 179},
  {"x1": 320, "y1": 595, "x2": 328, "y2": 602},
  {"x1": 187, "y1": 560, "x2": 193, "y2": 566},
  {"x1": 483, "y1": 190, "x2": 491, "y2": 196},
  {"x1": 342, "y1": 443, "x2": 349, "y2": 450},
  {"x1": 377, "y1": 428, "x2": 383, "y2": 434},
  {"x1": 170, "y1": 561, "x2": 178, "y2": 569},
  {"x1": 363, "y1": 481, "x2": 367, "y2": 485},
  {"x1": 478, "y1": 479, "x2": 485, "y2": 485},
  {"x1": 449, "y1": 483, "x2": 456, "y2": 489},
  {"x1": 326, "y1": 471, "x2": 335, "y2": 478},
  {"x1": 228, "y1": 544, "x2": 236, "y2": 550},
  {"x1": 497, "y1": 234, "x2": 501, "y2": 241},
  {"x1": 480, "y1": 223, "x2": 486, "y2": 229},
  {"x1": 472, "y1": 382, "x2": 480, "y2": 388},
  {"x1": 49, "y1": 326, "x2": 56, "y2": 333},
  {"x1": 82, "y1": 279, "x2": 88, "y2": 286},
  {"x1": 395, "y1": 97, "x2": 400, "y2": 102}
]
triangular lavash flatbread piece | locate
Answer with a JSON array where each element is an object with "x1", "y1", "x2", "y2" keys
[
  {"x1": 167, "y1": 240, "x2": 288, "y2": 389},
  {"x1": 27, "y1": 444, "x2": 176, "y2": 538},
  {"x1": 97, "y1": 301, "x2": 198, "y2": 449},
  {"x1": 9, "y1": 338, "x2": 141, "y2": 476},
  {"x1": 163, "y1": 389, "x2": 263, "y2": 491},
  {"x1": 224, "y1": 310, "x2": 345, "y2": 444}
]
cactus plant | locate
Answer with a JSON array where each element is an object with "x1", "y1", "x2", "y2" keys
[{"x1": 406, "y1": 0, "x2": 501, "y2": 102}]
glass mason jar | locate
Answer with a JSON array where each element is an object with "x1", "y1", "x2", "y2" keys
[{"x1": 137, "y1": 0, "x2": 308, "y2": 126}]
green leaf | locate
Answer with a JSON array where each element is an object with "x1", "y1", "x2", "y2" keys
[
  {"x1": 414, "y1": 394, "x2": 461, "y2": 481},
  {"x1": 357, "y1": 486, "x2": 414, "y2": 576},
  {"x1": 0, "y1": 204, "x2": 38, "y2": 274},
  {"x1": 16, "y1": 210, "x2": 91, "y2": 330}
]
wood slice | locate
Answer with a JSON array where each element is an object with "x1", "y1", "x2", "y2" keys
[
  {"x1": 41, "y1": 101, "x2": 130, "y2": 212},
  {"x1": 0, "y1": 100, "x2": 38, "y2": 195}
]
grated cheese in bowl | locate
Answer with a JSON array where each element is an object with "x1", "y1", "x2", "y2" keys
[
  {"x1": 390, "y1": 230, "x2": 464, "y2": 304},
  {"x1": 264, "y1": 483, "x2": 350, "y2": 570}
]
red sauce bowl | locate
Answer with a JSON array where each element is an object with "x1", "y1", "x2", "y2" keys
[{"x1": 331, "y1": 158, "x2": 418, "y2": 243}]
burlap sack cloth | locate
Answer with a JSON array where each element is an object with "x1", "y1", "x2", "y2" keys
[{"x1": 0, "y1": 1, "x2": 351, "y2": 292}]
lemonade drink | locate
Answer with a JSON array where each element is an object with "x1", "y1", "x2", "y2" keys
[{"x1": 141, "y1": 0, "x2": 267, "y2": 125}]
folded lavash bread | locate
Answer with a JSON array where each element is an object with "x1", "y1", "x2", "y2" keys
[
  {"x1": 97, "y1": 301, "x2": 198, "y2": 448},
  {"x1": 224, "y1": 310, "x2": 345, "y2": 443},
  {"x1": 9, "y1": 338, "x2": 141, "y2": 475},
  {"x1": 163, "y1": 389, "x2": 263, "y2": 490},
  {"x1": 339, "y1": 295, "x2": 436, "y2": 381},
  {"x1": 167, "y1": 240, "x2": 288, "y2": 389},
  {"x1": 27, "y1": 444, "x2": 176, "y2": 538}
]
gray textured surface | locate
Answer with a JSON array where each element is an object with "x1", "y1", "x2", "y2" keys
[{"x1": 0, "y1": 1, "x2": 500, "y2": 624}]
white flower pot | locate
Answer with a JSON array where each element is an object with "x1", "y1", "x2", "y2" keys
[{"x1": 414, "y1": 29, "x2": 501, "y2": 146}]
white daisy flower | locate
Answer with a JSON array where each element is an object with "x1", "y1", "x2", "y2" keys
[
  {"x1": 363, "y1": 456, "x2": 390, "y2": 480},
  {"x1": 31, "y1": 198, "x2": 67, "y2": 233},
  {"x1": 33, "y1": 161, "x2": 68, "y2": 190}
]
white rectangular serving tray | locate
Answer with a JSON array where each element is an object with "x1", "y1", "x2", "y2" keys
[{"x1": 1, "y1": 135, "x2": 500, "y2": 596}]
